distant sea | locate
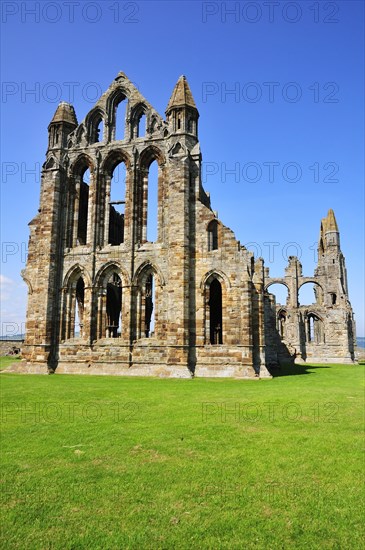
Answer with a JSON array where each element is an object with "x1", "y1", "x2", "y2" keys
[{"x1": 357, "y1": 337, "x2": 365, "y2": 349}]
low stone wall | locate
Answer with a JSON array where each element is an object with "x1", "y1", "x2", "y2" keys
[{"x1": 0, "y1": 340, "x2": 23, "y2": 356}]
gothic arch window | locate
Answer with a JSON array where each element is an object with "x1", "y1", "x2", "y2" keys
[
  {"x1": 106, "y1": 273, "x2": 122, "y2": 338},
  {"x1": 114, "y1": 96, "x2": 127, "y2": 140},
  {"x1": 76, "y1": 125, "x2": 85, "y2": 145},
  {"x1": 60, "y1": 271, "x2": 87, "y2": 341},
  {"x1": 144, "y1": 273, "x2": 155, "y2": 338},
  {"x1": 94, "y1": 265, "x2": 127, "y2": 340},
  {"x1": 94, "y1": 118, "x2": 104, "y2": 143},
  {"x1": 150, "y1": 117, "x2": 157, "y2": 134},
  {"x1": 306, "y1": 313, "x2": 324, "y2": 343},
  {"x1": 298, "y1": 282, "x2": 324, "y2": 306},
  {"x1": 136, "y1": 146, "x2": 164, "y2": 243},
  {"x1": 176, "y1": 110, "x2": 182, "y2": 131},
  {"x1": 209, "y1": 278, "x2": 223, "y2": 344},
  {"x1": 187, "y1": 117, "x2": 196, "y2": 134},
  {"x1": 75, "y1": 277, "x2": 85, "y2": 337},
  {"x1": 265, "y1": 282, "x2": 289, "y2": 307},
  {"x1": 68, "y1": 157, "x2": 93, "y2": 248},
  {"x1": 207, "y1": 220, "x2": 219, "y2": 251},
  {"x1": 278, "y1": 310, "x2": 287, "y2": 338},
  {"x1": 88, "y1": 111, "x2": 104, "y2": 144},
  {"x1": 45, "y1": 157, "x2": 55, "y2": 170},
  {"x1": 108, "y1": 161, "x2": 126, "y2": 245},
  {"x1": 138, "y1": 147, "x2": 165, "y2": 244},
  {"x1": 130, "y1": 104, "x2": 147, "y2": 138},
  {"x1": 146, "y1": 160, "x2": 158, "y2": 242},
  {"x1": 77, "y1": 167, "x2": 90, "y2": 246},
  {"x1": 137, "y1": 113, "x2": 146, "y2": 137},
  {"x1": 106, "y1": 89, "x2": 129, "y2": 141},
  {"x1": 134, "y1": 264, "x2": 162, "y2": 340}
]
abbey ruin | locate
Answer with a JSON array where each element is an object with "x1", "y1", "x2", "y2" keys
[{"x1": 21, "y1": 72, "x2": 357, "y2": 377}]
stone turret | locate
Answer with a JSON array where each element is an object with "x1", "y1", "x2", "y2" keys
[
  {"x1": 317, "y1": 209, "x2": 349, "y2": 299},
  {"x1": 165, "y1": 75, "x2": 199, "y2": 138},
  {"x1": 319, "y1": 208, "x2": 340, "y2": 253},
  {"x1": 48, "y1": 102, "x2": 77, "y2": 150}
]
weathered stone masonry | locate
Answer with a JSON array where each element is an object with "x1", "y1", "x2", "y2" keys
[{"x1": 21, "y1": 72, "x2": 357, "y2": 377}]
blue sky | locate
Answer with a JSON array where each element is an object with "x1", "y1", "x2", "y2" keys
[{"x1": 1, "y1": 0, "x2": 364, "y2": 335}]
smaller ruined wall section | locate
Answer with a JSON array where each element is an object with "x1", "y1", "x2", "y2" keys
[
  {"x1": 264, "y1": 255, "x2": 356, "y2": 365},
  {"x1": 0, "y1": 340, "x2": 23, "y2": 356}
]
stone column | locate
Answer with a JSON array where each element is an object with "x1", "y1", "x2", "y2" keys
[
  {"x1": 141, "y1": 168, "x2": 148, "y2": 243},
  {"x1": 104, "y1": 176, "x2": 111, "y2": 246},
  {"x1": 97, "y1": 290, "x2": 106, "y2": 339},
  {"x1": 72, "y1": 177, "x2": 80, "y2": 247},
  {"x1": 59, "y1": 288, "x2": 67, "y2": 342},
  {"x1": 121, "y1": 285, "x2": 130, "y2": 342},
  {"x1": 136, "y1": 290, "x2": 141, "y2": 340},
  {"x1": 86, "y1": 169, "x2": 96, "y2": 246}
]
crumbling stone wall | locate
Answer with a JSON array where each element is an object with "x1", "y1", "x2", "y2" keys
[
  {"x1": 21, "y1": 72, "x2": 356, "y2": 377},
  {"x1": 0, "y1": 340, "x2": 23, "y2": 356},
  {"x1": 264, "y1": 212, "x2": 356, "y2": 365}
]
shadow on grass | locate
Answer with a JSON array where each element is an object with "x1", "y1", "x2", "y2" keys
[{"x1": 269, "y1": 363, "x2": 332, "y2": 378}]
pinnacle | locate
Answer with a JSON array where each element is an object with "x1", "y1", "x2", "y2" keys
[
  {"x1": 50, "y1": 102, "x2": 77, "y2": 126},
  {"x1": 166, "y1": 75, "x2": 197, "y2": 112},
  {"x1": 326, "y1": 209, "x2": 339, "y2": 232}
]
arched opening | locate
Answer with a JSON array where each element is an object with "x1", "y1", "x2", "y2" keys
[
  {"x1": 208, "y1": 220, "x2": 219, "y2": 251},
  {"x1": 144, "y1": 273, "x2": 155, "y2": 337},
  {"x1": 187, "y1": 116, "x2": 196, "y2": 134},
  {"x1": 299, "y1": 282, "x2": 323, "y2": 306},
  {"x1": 266, "y1": 283, "x2": 289, "y2": 306},
  {"x1": 115, "y1": 98, "x2": 127, "y2": 140},
  {"x1": 61, "y1": 272, "x2": 87, "y2": 340},
  {"x1": 176, "y1": 110, "x2": 182, "y2": 131},
  {"x1": 130, "y1": 105, "x2": 147, "y2": 138},
  {"x1": 150, "y1": 117, "x2": 157, "y2": 134},
  {"x1": 45, "y1": 157, "x2": 55, "y2": 169},
  {"x1": 76, "y1": 125, "x2": 85, "y2": 145},
  {"x1": 75, "y1": 277, "x2": 85, "y2": 337},
  {"x1": 95, "y1": 118, "x2": 104, "y2": 143},
  {"x1": 209, "y1": 278, "x2": 223, "y2": 344},
  {"x1": 306, "y1": 313, "x2": 324, "y2": 343},
  {"x1": 77, "y1": 168, "x2": 90, "y2": 246},
  {"x1": 53, "y1": 130, "x2": 60, "y2": 146},
  {"x1": 109, "y1": 162, "x2": 126, "y2": 245},
  {"x1": 278, "y1": 309, "x2": 287, "y2": 338},
  {"x1": 106, "y1": 273, "x2": 122, "y2": 338},
  {"x1": 309, "y1": 315, "x2": 315, "y2": 342},
  {"x1": 147, "y1": 160, "x2": 158, "y2": 242},
  {"x1": 330, "y1": 292, "x2": 337, "y2": 305},
  {"x1": 137, "y1": 113, "x2": 146, "y2": 138},
  {"x1": 89, "y1": 115, "x2": 104, "y2": 143}
]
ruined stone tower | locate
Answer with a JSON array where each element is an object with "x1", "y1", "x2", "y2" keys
[
  {"x1": 264, "y1": 209, "x2": 356, "y2": 365},
  {"x1": 21, "y1": 72, "x2": 356, "y2": 376}
]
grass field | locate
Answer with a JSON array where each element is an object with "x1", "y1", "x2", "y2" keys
[
  {"x1": 0, "y1": 356, "x2": 21, "y2": 370},
  {"x1": 1, "y1": 363, "x2": 364, "y2": 549}
]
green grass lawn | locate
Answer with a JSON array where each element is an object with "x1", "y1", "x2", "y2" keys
[
  {"x1": 0, "y1": 356, "x2": 21, "y2": 370},
  {"x1": 1, "y1": 363, "x2": 364, "y2": 549}
]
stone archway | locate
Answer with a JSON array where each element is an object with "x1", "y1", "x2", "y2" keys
[{"x1": 209, "y1": 278, "x2": 223, "y2": 344}]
